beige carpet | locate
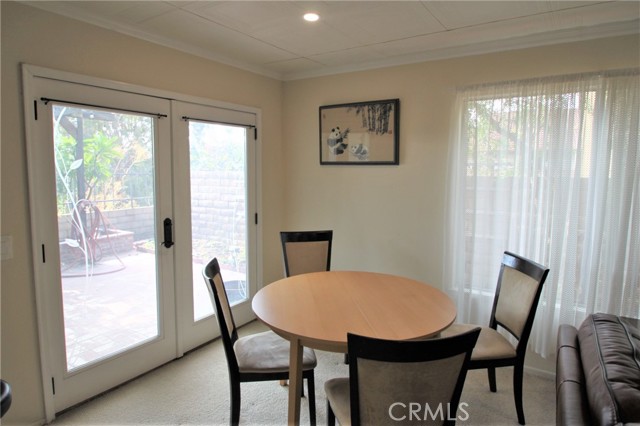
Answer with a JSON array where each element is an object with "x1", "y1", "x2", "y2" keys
[{"x1": 51, "y1": 321, "x2": 555, "y2": 425}]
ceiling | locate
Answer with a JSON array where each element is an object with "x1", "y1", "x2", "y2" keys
[{"x1": 25, "y1": 1, "x2": 640, "y2": 81}]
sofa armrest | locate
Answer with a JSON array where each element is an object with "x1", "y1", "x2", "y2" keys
[{"x1": 556, "y1": 324, "x2": 591, "y2": 426}]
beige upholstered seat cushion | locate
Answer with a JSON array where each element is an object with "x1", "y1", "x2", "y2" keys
[
  {"x1": 325, "y1": 378, "x2": 351, "y2": 426},
  {"x1": 441, "y1": 324, "x2": 516, "y2": 361},
  {"x1": 234, "y1": 330, "x2": 317, "y2": 373}
]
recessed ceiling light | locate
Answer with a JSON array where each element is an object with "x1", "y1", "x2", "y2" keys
[{"x1": 303, "y1": 12, "x2": 320, "y2": 22}]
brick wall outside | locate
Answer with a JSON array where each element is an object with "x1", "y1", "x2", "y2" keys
[
  {"x1": 57, "y1": 170, "x2": 246, "y2": 267},
  {"x1": 190, "y1": 170, "x2": 246, "y2": 246}
]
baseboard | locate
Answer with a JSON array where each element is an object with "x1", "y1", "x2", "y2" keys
[{"x1": 524, "y1": 364, "x2": 555, "y2": 380}]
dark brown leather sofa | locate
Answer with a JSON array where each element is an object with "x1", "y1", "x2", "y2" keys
[{"x1": 556, "y1": 313, "x2": 640, "y2": 426}]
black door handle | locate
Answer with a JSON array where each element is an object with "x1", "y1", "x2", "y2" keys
[{"x1": 162, "y1": 218, "x2": 174, "y2": 248}]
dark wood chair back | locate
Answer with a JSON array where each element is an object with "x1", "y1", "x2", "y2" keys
[
  {"x1": 490, "y1": 251, "x2": 550, "y2": 357},
  {"x1": 203, "y1": 257, "x2": 239, "y2": 374},
  {"x1": 280, "y1": 230, "x2": 333, "y2": 277},
  {"x1": 346, "y1": 328, "x2": 480, "y2": 426}
]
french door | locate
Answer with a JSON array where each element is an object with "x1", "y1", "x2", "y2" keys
[
  {"x1": 172, "y1": 101, "x2": 258, "y2": 352},
  {"x1": 23, "y1": 66, "x2": 259, "y2": 419}
]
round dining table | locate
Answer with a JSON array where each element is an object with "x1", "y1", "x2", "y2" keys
[{"x1": 252, "y1": 270, "x2": 457, "y2": 425}]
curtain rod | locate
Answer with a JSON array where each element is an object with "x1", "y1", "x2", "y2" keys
[{"x1": 40, "y1": 97, "x2": 168, "y2": 119}]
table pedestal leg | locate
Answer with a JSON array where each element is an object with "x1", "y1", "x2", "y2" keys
[{"x1": 288, "y1": 338, "x2": 303, "y2": 426}]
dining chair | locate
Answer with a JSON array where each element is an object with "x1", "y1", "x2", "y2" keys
[
  {"x1": 202, "y1": 257, "x2": 317, "y2": 426},
  {"x1": 280, "y1": 230, "x2": 333, "y2": 277},
  {"x1": 325, "y1": 328, "x2": 481, "y2": 426},
  {"x1": 440, "y1": 251, "x2": 549, "y2": 425},
  {"x1": 280, "y1": 230, "x2": 344, "y2": 364}
]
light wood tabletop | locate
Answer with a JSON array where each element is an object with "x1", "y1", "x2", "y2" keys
[{"x1": 252, "y1": 270, "x2": 457, "y2": 425}]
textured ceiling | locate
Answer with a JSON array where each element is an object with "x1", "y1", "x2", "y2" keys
[{"x1": 25, "y1": 1, "x2": 640, "y2": 80}]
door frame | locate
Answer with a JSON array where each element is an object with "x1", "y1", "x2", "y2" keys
[{"x1": 22, "y1": 64, "x2": 263, "y2": 422}]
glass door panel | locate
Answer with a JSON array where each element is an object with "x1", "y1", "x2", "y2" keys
[
  {"x1": 52, "y1": 104, "x2": 160, "y2": 371},
  {"x1": 26, "y1": 71, "x2": 176, "y2": 415},
  {"x1": 171, "y1": 100, "x2": 257, "y2": 352},
  {"x1": 189, "y1": 122, "x2": 249, "y2": 321}
]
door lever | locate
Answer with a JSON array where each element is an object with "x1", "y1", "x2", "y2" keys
[{"x1": 162, "y1": 218, "x2": 174, "y2": 248}]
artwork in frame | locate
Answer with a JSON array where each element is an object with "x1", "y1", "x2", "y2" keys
[{"x1": 319, "y1": 98, "x2": 399, "y2": 165}]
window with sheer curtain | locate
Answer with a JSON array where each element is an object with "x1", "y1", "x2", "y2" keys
[{"x1": 444, "y1": 69, "x2": 639, "y2": 357}]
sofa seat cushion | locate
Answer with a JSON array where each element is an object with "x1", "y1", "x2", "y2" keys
[{"x1": 578, "y1": 313, "x2": 640, "y2": 426}]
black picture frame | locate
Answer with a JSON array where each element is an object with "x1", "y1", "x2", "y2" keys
[{"x1": 319, "y1": 98, "x2": 399, "y2": 165}]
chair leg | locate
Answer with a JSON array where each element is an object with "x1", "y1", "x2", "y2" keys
[
  {"x1": 327, "y1": 400, "x2": 336, "y2": 426},
  {"x1": 487, "y1": 367, "x2": 497, "y2": 392},
  {"x1": 307, "y1": 373, "x2": 316, "y2": 426},
  {"x1": 230, "y1": 381, "x2": 241, "y2": 426},
  {"x1": 513, "y1": 362, "x2": 525, "y2": 425}
]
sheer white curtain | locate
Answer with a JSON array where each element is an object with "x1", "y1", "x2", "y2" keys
[{"x1": 444, "y1": 69, "x2": 639, "y2": 357}]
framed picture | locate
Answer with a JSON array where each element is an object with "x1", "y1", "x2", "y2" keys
[{"x1": 319, "y1": 98, "x2": 399, "y2": 165}]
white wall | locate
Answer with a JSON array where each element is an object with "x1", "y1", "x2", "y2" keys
[{"x1": 2, "y1": 1, "x2": 638, "y2": 424}]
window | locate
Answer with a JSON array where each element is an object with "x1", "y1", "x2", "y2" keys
[{"x1": 445, "y1": 69, "x2": 639, "y2": 356}]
